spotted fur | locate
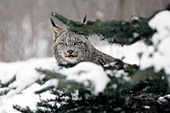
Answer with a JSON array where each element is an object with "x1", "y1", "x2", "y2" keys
[{"x1": 51, "y1": 18, "x2": 115, "y2": 65}]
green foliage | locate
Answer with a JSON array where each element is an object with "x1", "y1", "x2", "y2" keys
[
  {"x1": 0, "y1": 75, "x2": 16, "y2": 88},
  {"x1": 51, "y1": 13, "x2": 155, "y2": 45},
  {"x1": 13, "y1": 5, "x2": 170, "y2": 113},
  {"x1": 35, "y1": 68, "x2": 93, "y2": 94},
  {"x1": 13, "y1": 64, "x2": 170, "y2": 112},
  {"x1": 0, "y1": 75, "x2": 16, "y2": 96},
  {"x1": 51, "y1": 12, "x2": 84, "y2": 27},
  {"x1": 122, "y1": 68, "x2": 168, "y2": 95},
  {"x1": 13, "y1": 105, "x2": 33, "y2": 113},
  {"x1": 36, "y1": 68, "x2": 66, "y2": 80}
]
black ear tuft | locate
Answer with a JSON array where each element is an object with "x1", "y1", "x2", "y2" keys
[
  {"x1": 83, "y1": 14, "x2": 87, "y2": 24},
  {"x1": 50, "y1": 18, "x2": 57, "y2": 27}
]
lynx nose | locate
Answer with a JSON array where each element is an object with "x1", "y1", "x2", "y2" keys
[{"x1": 67, "y1": 50, "x2": 74, "y2": 54}]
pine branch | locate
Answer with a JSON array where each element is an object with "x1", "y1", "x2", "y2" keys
[
  {"x1": 35, "y1": 68, "x2": 94, "y2": 94},
  {"x1": 36, "y1": 68, "x2": 66, "y2": 80},
  {"x1": 0, "y1": 75, "x2": 16, "y2": 96},
  {"x1": 51, "y1": 13, "x2": 155, "y2": 45},
  {"x1": 0, "y1": 75, "x2": 16, "y2": 88},
  {"x1": 13, "y1": 105, "x2": 33, "y2": 113},
  {"x1": 13, "y1": 5, "x2": 170, "y2": 112}
]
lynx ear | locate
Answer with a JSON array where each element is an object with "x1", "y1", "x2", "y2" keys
[
  {"x1": 50, "y1": 16, "x2": 68, "y2": 30},
  {"x1": 52, "y1": 27, "x2": 63, "y2": 42},
  {"x1": 50, "y1": 18, "x2": 65, "y2": 42}
]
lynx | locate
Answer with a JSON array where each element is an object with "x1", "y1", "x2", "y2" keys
[{"x1": 50, "y1": 17, "x2": 115, "y2": 66}]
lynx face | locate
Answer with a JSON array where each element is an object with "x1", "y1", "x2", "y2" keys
[
  {"x1": 53, "y1": 31, "x2": 93, "y2": 63},
  {"x1": 51, "y1": 17, "x2": 115, "y2": 65}
]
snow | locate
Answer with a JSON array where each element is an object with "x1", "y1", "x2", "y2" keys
[
  {"x1": 140, "y1": 10, "x2": 170, "y2": 75},
  {"x1": 94, "y1": 11, "x2": 170, "y2": 75},
  {"x1": 0, "y1": 58, "x2": 57, "y2": 113},
  {"x1": 157, "y1": 94, "x2": 170, "y2": 105},
  {"x1": 59, "y1": 62, "x2": 110, "y2": 94},
  {"x1": 97, "y1": 10, "x2": 170, "y2": 85},
  {"x1": 94, "y1": 39, "x2": 147, "y2": 65},
  {"x1": 1, "y1": 10, "x2": 170, "y2": 112},
  {"x1": 89, "y1": 34, "x2": 147, "y2": 65},
  {"x1": 0, "y1": 58, "x2": 110, "y2": 112},
  {"x1": 144, "y1": 105, "x2": 150, "y2": 109},
  {"x1": 71, "y1": 90, "x2": 79, "y2": 100},
  {"x1": 131, "y1": 16, "x2": 139, "y2": 21}
]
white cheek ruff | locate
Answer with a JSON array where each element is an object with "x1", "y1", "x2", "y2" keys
[
  {"x1": 64, "y1": 57, "x2": 78, "y2": 63},
  {"x1": 61, "y1": 53, "x2": 78, "y2": 63}
]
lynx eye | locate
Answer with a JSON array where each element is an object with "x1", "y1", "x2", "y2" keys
[
  {"x1": 74, "y1": 42, "x2": 83, "y2": 46},
  {"x1": 59, "y1": 42, "x2": 67, "y2": 46}
]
